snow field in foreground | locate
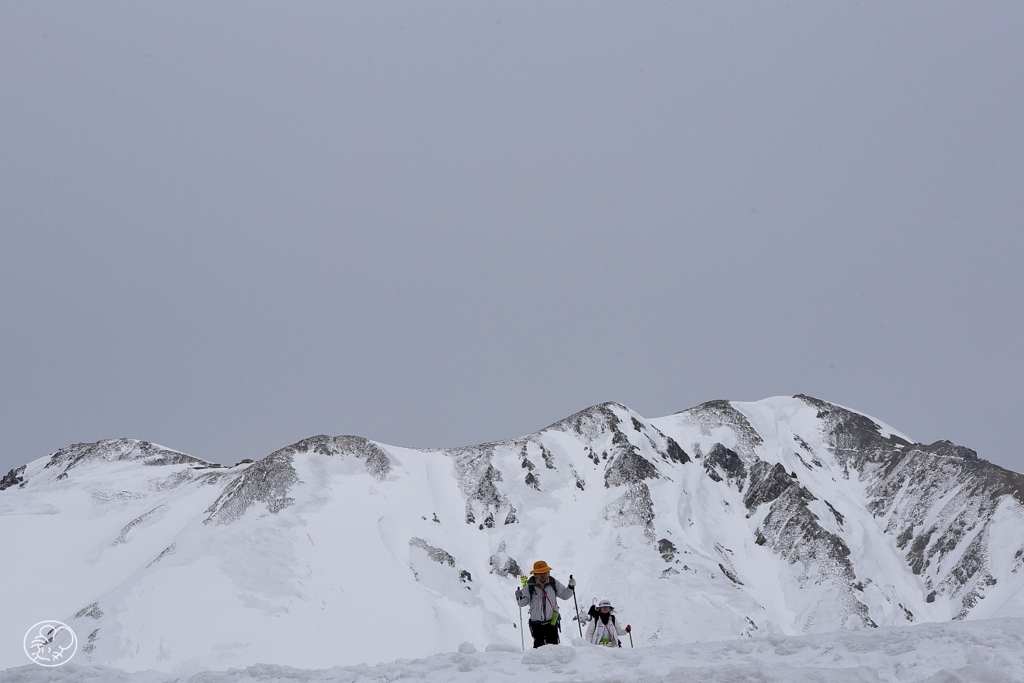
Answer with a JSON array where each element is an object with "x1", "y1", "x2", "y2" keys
[{"x1": 2, "y1": 616, "x2": 1022, "y2": 683}]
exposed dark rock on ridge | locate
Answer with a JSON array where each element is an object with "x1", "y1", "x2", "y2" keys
[
  {"x1": 488, "y1": 541, "x2": 521, "y2": 577},
  {"x1": 45, "y1": 439, "x2": 206, "y2": 475},
  {"x1": 734, "y1": 426, "x2": 874, "y2": 628},
  {"x1": 604, "y1": 431, "x2": 660, "y2": 487},
  {"x1": 542, "y1": 402, "x2": 624, "y2": 441},
  {"x1": 204, "y1": 451, "x2": 299, "y2": 524},
  {"x1": 409, "y1": 537, "x2": 456, "y2": 567},
  {"x1": 676, "y1": 400, "x2": 764, "y2": 460},
  {"x1": 756, "y1": 475, "x2": 873, "y2": 628},
  {"x1": 9, "y1": 393, "x2": 1022, "y2": 642},
  {"x1": 203, "y1": 434, "x2": 393, "y2": 524},
  {"x1": 704, "y1": 444, "x2": 746, "y2": 488},
  {"x1": 795, "y1": 394, "x2": 912, "y2": 473},
  {"x1": 434, "y1": 395, "x2": 1021, "y2": 624},
  {"x1": 277, "y1": 434, "x2": 392, "y2": 480},
  {"x1": 0, "y1": 464, "x2": 26, "y2": 491},
  {"x1": 866, "y1": 440, "x2": 1023, "y2": 617},
  {"x1": 743, "y1": 461, "x2": 793, "y2": 511},
  {"x1": 441, "y1": 402, "x2": 673, "y2": 534},
  {"x1": 796, "y1": 394, "x2": 1024, "y2": 620},
  {"x1": 604, "y1": 482, "x2": 656, "y2": 539},
  {"x1": 543, "y1": 403, "x2": 667, "y2": 539},
  {"x1": 113, "y1": 506, "x2": 163, "y2": 545},
  {"x1": 444, "y1": 442, "x2": 511, "y2": 528},
  {"x1": 663, "y1": 437, "x2": 691, "y2": 465}
]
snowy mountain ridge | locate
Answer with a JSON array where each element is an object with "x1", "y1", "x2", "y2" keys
[{"x1": 2, "y1": 395, "x2": 1023, "y2": 672}]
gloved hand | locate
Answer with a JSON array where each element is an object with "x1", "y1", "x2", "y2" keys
[
  {"x1": 568, "y1": 576, "x2": 576, "y2": 589},
  {"x1": 515, "y1": 589, "x2": 524, "y2": 600},
  {"x1": 625, "y1": 625, "x2": 631, "y2": 633}
]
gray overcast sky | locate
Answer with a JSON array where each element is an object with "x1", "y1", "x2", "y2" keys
[{"x1": 2, "y1": 2, "x2": 1022, "y2": 477}]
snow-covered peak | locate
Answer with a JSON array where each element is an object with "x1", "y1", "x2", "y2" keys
[{"x1": 1, "y1": 395, "x2": 1022, "y2": 673}]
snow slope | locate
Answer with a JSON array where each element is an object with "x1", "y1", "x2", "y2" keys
[
  {"x1": 1, "y1": 396, "x2": 1022, "y2": 673},
  {"x1": 2, "y1": 616, "x2": 1023, "y2": 683}
]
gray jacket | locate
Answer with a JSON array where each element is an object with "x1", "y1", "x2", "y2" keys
[{"x1": 516, "y1": 576, "x2": 574, "y2": 622}]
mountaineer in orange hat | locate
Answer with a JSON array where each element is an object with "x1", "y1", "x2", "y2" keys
[{"x1": 515, "y1": 560, "x2": 576, "y2": 647}]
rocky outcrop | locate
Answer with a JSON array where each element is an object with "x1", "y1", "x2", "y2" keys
[
  {"x1": 0, "y1": 464, "x2": 26, "y2": 491},
  {"x1": 277, "y1": 434, "x2": 392, "y2": 480},
  {"x1": 676, "y1": 400, "x2": 764, "y2": 460},
  {"x1": 445, "y1": 443, "x2": 512, "y2": 528},
  {"x1": 864, "y1": 439, "x2": 1024, "y2": 617},
  {"x1": 6, "y1": 392, "x2": 1022, "y2": 668},
  {"x1": 44, "y1": 439, "x2": 206, "y2": 475},
  {"x1": 797, "y1": 394, "x2": 1024, "y2": 620},
  {"x1": 704, "y1": 443, "x2": 746, "y2": 489},
  {"x1": 201, "y1": 434, "x2": 394, "y2": 525},
  {"x1": 203, "y1": 451, "x2": 299, "y2": 524},
  {"x1": 796, "y1": 395, "x2": 911, "y2": 472},
  {"x1": 542, "y1": 402, "x2": 623, "y2": 442},
  {"x1": 488, "y1": 541, "x2": 521, "y2": 577}
]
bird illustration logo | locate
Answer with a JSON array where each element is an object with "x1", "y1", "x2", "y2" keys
[{"x1": 23, "y1": 621, "x2": 77, "y2": 667}]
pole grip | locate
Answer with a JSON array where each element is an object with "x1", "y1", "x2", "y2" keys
[{"x1": 569, "y1": 574, "x2": 583, "y2": 638}]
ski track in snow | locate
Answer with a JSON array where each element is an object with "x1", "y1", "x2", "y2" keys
[{"x1": 2, "y1": 617, "x2": 1023, "y2": 682}]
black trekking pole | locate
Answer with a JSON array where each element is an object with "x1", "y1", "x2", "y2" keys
[
  {"x1": 518, "y1": 576, "x2": 526, "y2": 650},
  {"x1": 570, "y1": 574, "x2": 583, "y2": 638},
  {"x1": 628, "y1": 627, "x2": 633, "y2": 648}
]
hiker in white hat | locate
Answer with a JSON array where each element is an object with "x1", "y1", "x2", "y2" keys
[{"x1": 585, "y1": 598, "x2": 630, "y2": 647}]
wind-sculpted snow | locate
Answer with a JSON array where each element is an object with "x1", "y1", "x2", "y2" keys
[
  {"x1": 3, "y1": 395, "x2": 1024, "y2": 673},
  {"x1": 2, "y1": 617, "x2": 1022, "y2": 682}
]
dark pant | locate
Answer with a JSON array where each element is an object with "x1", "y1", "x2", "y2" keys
[{"x1": 529, "y1": 620, "x2": 559, "y2": 648}]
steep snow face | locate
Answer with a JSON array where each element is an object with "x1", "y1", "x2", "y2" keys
[{"x1": 1, "y1": 397, "x2": 1022, "y2": 673}]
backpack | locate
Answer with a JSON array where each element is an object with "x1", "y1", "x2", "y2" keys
[
  {"x1": 587, "y1": 607, "x2": 620, "y2": 646},
  {"x1": 526, "y1": 578, "x2": 562, "y2": 629},
  {"x1": 526, "y1": 576, "x2": 557, "y2": 596}
]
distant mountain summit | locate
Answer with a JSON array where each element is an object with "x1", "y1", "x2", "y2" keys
[{"x1": 2, "y1": 395, "x2": 1022, "y2": 672}]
